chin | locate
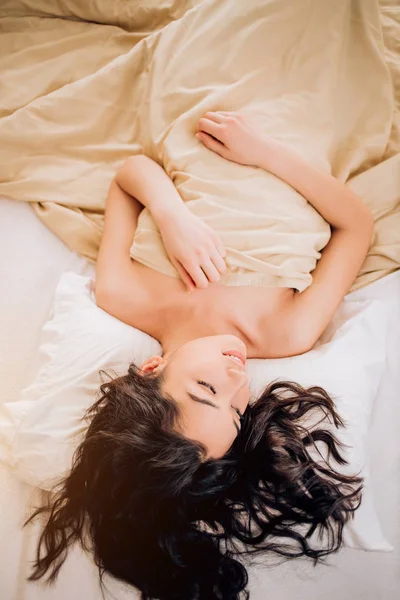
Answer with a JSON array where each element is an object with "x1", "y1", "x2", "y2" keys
[{"x1": 219, "y1": 334, "x2": 247, "y2": 356}]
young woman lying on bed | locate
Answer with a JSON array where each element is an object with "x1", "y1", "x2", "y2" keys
[{"x1": 27, "y1": 112, "x2": 373, "y2": 600}]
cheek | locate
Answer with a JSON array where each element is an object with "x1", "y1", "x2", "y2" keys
[{"x1": 239, "y1": 389, "x2": 251, "y2": 413}]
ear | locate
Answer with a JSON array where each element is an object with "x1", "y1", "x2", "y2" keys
[{"x1": 140, "y1": 355, "x2": 165, "y2": 373}]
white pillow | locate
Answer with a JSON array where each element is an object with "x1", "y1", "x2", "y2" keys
[{"x1": 0, "y1": 271, "x2": 393, "y2": 553}]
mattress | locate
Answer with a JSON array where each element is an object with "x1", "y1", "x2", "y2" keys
[{"x1": 0, "y1": 196, "x2": 399, "y2": 599}]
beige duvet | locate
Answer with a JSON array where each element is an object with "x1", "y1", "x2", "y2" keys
[{"x1": 0, "y1": 0, "x2": 399, "y2": 292}]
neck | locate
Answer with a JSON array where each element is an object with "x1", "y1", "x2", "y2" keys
[
  {"x1": 157, "y1": 294, "x2": 208, "y2": 358},
  {"x1": 157, "y1": 291, "x2": 246, "y2": 359},
  {"x1": 161, "y1": 331, "x2": 198, "y2": 360}
]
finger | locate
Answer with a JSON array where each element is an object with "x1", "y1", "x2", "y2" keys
[
  {"x1": 216, "y1": 110, "x2": 239, "y2": 118},
  {"x1": 209, "y1": 249, "x2": 227, "y2": 275},
  {"x1": 204, "y1": 111, "x2": 226, "y2": 123},
  {"x1": 196, "y1": 132, "x2": 229, "y2": 158},
  {"x1": 199, "y1": 258, "x2": 222, "y2": 284},
  {"x1": 212, "y1": 235, "x2": 227, "y2": 258},
  {"x1": 188, "y1": 264, "x2": 210, "y2": 289},
  {"x1": 171, "y1": 258, "x2": 195, "y2": 292},
  {"x1": 198, "y1": 117, "x2": 224, "y2": 139}
]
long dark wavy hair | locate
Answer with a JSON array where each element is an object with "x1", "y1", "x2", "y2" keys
[{"x1": 24, "y1": 362, "x2": 363, "y2": 599}]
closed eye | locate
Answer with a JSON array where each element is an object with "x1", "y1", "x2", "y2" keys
[
  {"x1": 198, "y1": 380, "x2": 216, "y2": 394},
  {"x1": 197, "y1": 380, "x2": 244, "y2": 424}
]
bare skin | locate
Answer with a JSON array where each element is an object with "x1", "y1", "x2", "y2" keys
[
  {"x1": 141, "y1": 334, "x2": 252, "y2": 459},
  {"x1": 97, "y1": 246, "x2": 295, "y2": 460},
  {"x1": 122, "y1": 258, "x2": 296, "y2": 360},
  {"x1": 95, "y1": 110, "x2": 374, "y2": 458}
]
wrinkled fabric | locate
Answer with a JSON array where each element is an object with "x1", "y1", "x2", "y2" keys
[{"x1": 0, "y1": 0, "x2": 398, "y2": 292}]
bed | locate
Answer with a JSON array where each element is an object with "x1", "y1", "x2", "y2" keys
[
  {"x1": 0, "y1": 196, "x2": 399, "y2": 600},
  {"x1": 1, "y1": 0, "x2": 399, "y2": 598}
]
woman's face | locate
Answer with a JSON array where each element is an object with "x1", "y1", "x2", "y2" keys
[{"x1": 140, "y1": 335, "x2": 250, "y2": 459}]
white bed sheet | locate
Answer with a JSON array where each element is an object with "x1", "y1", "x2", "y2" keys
[{"x1": 0, "y1": 196, "x2": 399, "y2": 600}]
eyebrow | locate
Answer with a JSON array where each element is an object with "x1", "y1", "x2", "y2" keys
[{"x1": 187, "y1": 392, "x2": 240, "y2": 434}]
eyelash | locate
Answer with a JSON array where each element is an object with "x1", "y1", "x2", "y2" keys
[
  {"x1": 198, "y1": 380, "x2": 216, "y2": 394},
  {"x1": 197, "y1": 380, "x2": 245, "y2": 422}
]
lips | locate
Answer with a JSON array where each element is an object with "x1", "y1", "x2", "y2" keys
[{"x1": 222, "y1": 349, "x2": 246, "y2": 367}]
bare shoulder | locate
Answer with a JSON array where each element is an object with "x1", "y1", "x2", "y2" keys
[
  {"x1": 253, "y1": 291, "x2": 306, "y2": 359},
  {"x1": 281, "y1": 223, "x2": 373, "y2": 355},
  {"x1": 95, "y1": 259, "x2": 152, "y2": 330}
]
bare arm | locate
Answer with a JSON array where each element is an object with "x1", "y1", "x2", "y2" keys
[
  {"x1": 116, "y1": 155, "x2": 227, "y2": 290},
  {"x1": 97, "y1": 153, "x2": 228, "y2": 301},
  {"x1": 95, "y1": 156, "x2": 189, "y2": 298},
  {"x1": 115, "y1": 154, "x2": 188, "y2": 226},
  {"x1": 95, "y1": 177, "x2": 143, "y2": 298},
  {"x1": 257, "y1": 140, "x2": 373, "y2": 230},
  {"x1": 197, "y1": 111, "x2": 374, "y2": 352},
  {"x1": 257, "y1": 140, "x2": 374, "y2": 350}
]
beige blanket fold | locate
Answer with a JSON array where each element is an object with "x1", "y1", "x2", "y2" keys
[{"x1": 0, "y1": 0, "x2": 399, "y2": 292}]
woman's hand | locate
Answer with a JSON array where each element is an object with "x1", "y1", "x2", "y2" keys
[
  {"x1": 196, "y1": 111, "x2": 267, "y2": 167},
  {"x1": 158, "y1": 205, "x2": 227, "y2": 292}
]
